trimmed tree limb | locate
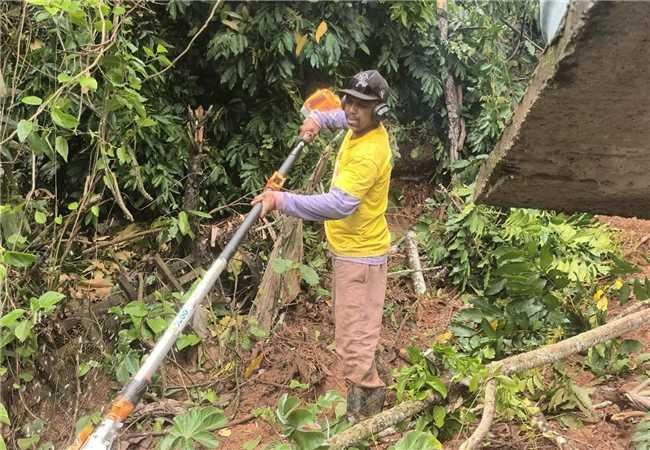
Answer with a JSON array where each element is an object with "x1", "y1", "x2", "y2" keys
[
  {"x1": 459, "y1": 378, "x2": 497, "y2": 450},
  {"x1": 491, "y1": 306, "x2": 650, "y2": 376},
  {"x1": 249, "y1": 132, "x2": 344, "y2": 334},
  {"x1": 328, "y1": 307, "x2": 650, "y2": 449},
  {"x1": 405, "y1": 231, "x2": 427, "y2": 295}
]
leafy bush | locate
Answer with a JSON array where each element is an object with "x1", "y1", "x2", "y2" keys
[
  {"x1": 417, "y1": 185, "x2": 622, "y2": 357},
  {"x1": 159, "y1": 407, "x2": 227, "y2": 450}
]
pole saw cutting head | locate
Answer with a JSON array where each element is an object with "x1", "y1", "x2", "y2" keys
[{"x1": 300, "y1": 88, "x2": 341, "y2": 118}]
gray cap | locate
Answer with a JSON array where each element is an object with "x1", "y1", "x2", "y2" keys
[{"x1": 339, "y1": 70, "x2": 390, "y2": 102}]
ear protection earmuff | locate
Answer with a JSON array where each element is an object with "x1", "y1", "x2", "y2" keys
[
  {"x1": 373, "y1": 102, "x2": 389, "y2": 121},
  {"x1": 341, "y1": 95, "x2": 390, "y2": 122}
]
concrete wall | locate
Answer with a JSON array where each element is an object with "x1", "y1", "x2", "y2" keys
[{"x1": 474, "y1": 1, "x2": 650, "y2": 218}]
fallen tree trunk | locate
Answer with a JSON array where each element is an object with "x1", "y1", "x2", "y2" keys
[{"x1": 328, "y1": 306, "x2": 650, "y2": 449}]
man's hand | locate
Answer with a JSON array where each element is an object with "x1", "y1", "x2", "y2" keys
[
  {"x1": 299, "y1": 116, "x2": 321, "y2": 143},
  {"x1": 251, "y1": 190, "x2": 282, "y2": 218}
]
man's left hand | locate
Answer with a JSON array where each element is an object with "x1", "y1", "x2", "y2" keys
[{"x1": 251, "y1": 191, "x2": 281, "y2": 218}]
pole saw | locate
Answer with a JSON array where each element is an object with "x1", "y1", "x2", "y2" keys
[{"x1": 67, "y1": 89, "x2": 342, "y2": 450}]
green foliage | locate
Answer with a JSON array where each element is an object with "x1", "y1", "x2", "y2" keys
[
  {"x1": 541, "y1": 369, "x2": 594, "y2": 418},
  {"x1": 417, "y1": 185, "x2": 621, "y2": 357},
  {"x1": 272, "y1": 257, "x2": 320, "y2": 287},
  {"x1": 159, "y1": 407, "x2": 227, "y2": 450},
  {"x1": 274, "y1": 392, "x2": 346, "y2": 450},
  {"x1": 108, "y1": 297, "x2": 177, "y2": 382},
  {"x1": 584, "y1": 339, "x2": 641, "y2": 376},
  {"x1": 394, "y1": 347, "x2": 448, "y2": 402},
  {"x1": 0, "y1": 291, "x2": 65, "y2": 382},
  {"x1": 633, "y1": 414, "x2": 650, "y2": 450},
  {"x1": 389, "y1": 430, "x2": 442, "y2": 450}
]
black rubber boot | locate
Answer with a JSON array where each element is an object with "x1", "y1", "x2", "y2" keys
[{"x1": 346, "y1": 385, "x2": 386, "y2": 424}]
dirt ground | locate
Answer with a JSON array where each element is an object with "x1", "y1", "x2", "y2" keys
[{"x1": 22, "y1": 185, "x2": 650, "y2": 450}]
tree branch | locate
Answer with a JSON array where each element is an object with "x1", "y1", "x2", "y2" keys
[{"x1": 459, "y1": 378, "x2": 497, "y2": 450}]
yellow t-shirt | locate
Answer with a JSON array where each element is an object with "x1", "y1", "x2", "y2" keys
[{"x1": 324, "y1": 124, "x2": 392, "y2": 256}]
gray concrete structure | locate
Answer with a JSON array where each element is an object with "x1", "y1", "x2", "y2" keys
[{"x1": 474, "y1": 1, "x2": 650, "y2": 218}]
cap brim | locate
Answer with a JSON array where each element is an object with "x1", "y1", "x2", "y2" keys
[{"x1": 339, "y1": 88, "x2": 380, "y2": 101}]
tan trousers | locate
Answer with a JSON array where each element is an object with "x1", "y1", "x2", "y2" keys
[{"x1": 332, "y1": 259, "x2": 387, "y2": 388}]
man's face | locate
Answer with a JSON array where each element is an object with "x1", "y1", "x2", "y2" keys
[{"x1": 343, "y1": 95, "x2": 378, "y2": 137}]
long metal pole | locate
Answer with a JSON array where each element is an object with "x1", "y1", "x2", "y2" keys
[{"x1": 73, "y1": 140, "x2": 306, "y2": 450}]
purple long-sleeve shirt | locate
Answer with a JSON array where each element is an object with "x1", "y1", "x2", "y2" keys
[
  {"x1": 310, "y1": 109, "x2": 348, "y2": 129},
  {"x1": 274, "y1": 109, "x2": 387, "y2": 265}
]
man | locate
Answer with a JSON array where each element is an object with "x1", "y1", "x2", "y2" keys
[{"x1": 252, "y1": 70, "x2": 392, "y2": 422}]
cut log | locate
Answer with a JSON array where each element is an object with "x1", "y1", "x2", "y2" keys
[{"x1": 405, "y1": 231, "x2": 427, "y2": 295}]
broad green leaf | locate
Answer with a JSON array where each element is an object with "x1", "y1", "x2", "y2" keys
[
  {"x1": 68, "y1": 202, "x2": 79, "y2": 211},
  {"x1": 272, "y1": 258, "x2": 296, "y2": 275},
  {"x1": 158, "y1": 435, "x2": 179, "y2": 450},
  {"x1": 138, "y1": 117, "x2": 156, "y2": 127},
  {"x1": 292, "y1": 429, "x2": 326, "y2": 450},
  {"x1": 74, "y1": 412, "x2": 101, "y2": 435},
  {"x1": 26, "y1": 132, "x2": 50, "y2": 156},
  {"x1": 242, "y1": 436, "x2": 262, "y2": 450},
  {"x1": 116, "y1": 146, "x2": 130, "y2": 164},
  {"x1": 178, "y1": 211, "x2": 190, "y2": 236},
  {"x1": 78, "y1": 360, "x2": 100, "y2": 377},
  {"x1": 188, "y1": 210, "x2": 212, "y2": 219},
  {"x1": 3, "y1": 251, "x2": 36, "y2": 268},
  {"x1": 0, "y1": 403, "x2": 9, "y2": 425},
  {"x1": 54, "y1": 215, "x2": 63, "y2": 225},
  {"x1": 191, "y1": 431, "x2": 219, "y2": 448},
  {"x1": 432, "y1": 405, "x2": 446, "y2": 428},
  {"x1": 51, "y1": 108, "x2": 79, "y2": 129},
  {"x1": 79, "y1": 75, "x2": 98, "y2": 91},
  {"x1": 0, "y1": 265, "x2": 5, "y2": 283},
  {"x1": 621, "y1": 339, "x2": 642, "y2": 354},
  {"x1": 390, "y1": 430, "x2": 442, "y2": 450},
  {"x1": 34, "y1": 210, "x2": 47, "y2": 224},
  {"x1": 156, "y1": 43, "x2": 168, "y2": 54},
  {"x1": 55, "y1": 136, "x2": 69, "y2": 162},
  {"x1": 0, "y1": 309, "x2": 26, "y2": 327},
  {"x1": 298, "y1": 264, "x2": 319, "y2": 286},
  {"x1": 146, "y1": 317, "x2": 168, "y2": 335},
  {"x1": 91, "y1": 205, "x2": 100, "y2": 217},
  {"x1": 57, "y1": 73, "x2": 72, "y2": 83},
  {"x1": 14, "y1": 320, "x2": 33, "y2": 342},
  {"x1": 17, "y1": 436, "x2": 39, "y2": 450},
  {"x1": 17, "y1": 120, "x2": 33, "y2": 142},
  {"x1": 0, "y1": 435, "x2": 6, "y2": 450},
  {"x1": 36, "y1": 291, "x2": 65, "y2": 312},
  {"x1": 123, "y1": 301, "x2": 148, "y2": 318},
  {"x1": 115, "y1": 352, "x2": 139, "y2": 384},
  {"x1": 176, "y1": 333, "x2": 201, "y2": 350},
  {"x1": 426, "y1": 377, "x2": 447, "y2": 398},
  {"x1": 21, "y1": 96, "x2": 42, "y2": 105}
]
